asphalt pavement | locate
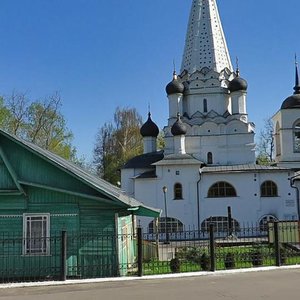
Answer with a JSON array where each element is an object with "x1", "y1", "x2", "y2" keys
[{"x1": 0, "y1": 269, "x2": 300, "y2": 300}]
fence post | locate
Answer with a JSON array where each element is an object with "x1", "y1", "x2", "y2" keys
[
  {"x1": 274, "y1": 221, "x2": 281, "y2": 267},
  {"x1": 137, "y1": 227, "x2": 143, "y2": 277},
  {"x1": 61, "y1": 230, "x2": 67, "y2": 281},
  {"x1": 209, "y1": 223, "x2": 215, "y2": 272}
]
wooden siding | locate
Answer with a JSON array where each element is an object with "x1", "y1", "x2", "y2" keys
[{"x1": 0, "y1": 136, "x2": 112, "y2": 199}]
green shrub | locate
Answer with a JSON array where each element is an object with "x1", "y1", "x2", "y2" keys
[
  {"x1": 170, "y1": 258, "x2": 181, "y2": 273},
  {"x1": 224, "y1": 252, "x2": 235, "y2": 269},
  {"x1": 251, "y1": 249, "x2": 263, "y2": 266},
  {"x1": 200, "y1": 253, "x2": 211, "y2": 271}
]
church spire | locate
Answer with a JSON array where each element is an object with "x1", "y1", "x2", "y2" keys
[
  {"x1": 294, "y1": 55, "x2": 300, "y2": 94},
  {"x1": 181, "y1": 0, "x2": 233, "y2": 74}
]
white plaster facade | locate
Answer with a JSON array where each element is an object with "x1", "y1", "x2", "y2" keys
[{"x1": 121, "y1": 0, "x2": 300, "y2": 233}]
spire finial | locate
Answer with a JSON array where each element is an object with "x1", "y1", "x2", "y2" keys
[
  {"x1": 235, "y1": 57, "x2": 240, "y2": 77},
  {"x1": 294, "y1": 53, "x2": 300, "y2": 94},
  {"x1": 148, "y1": 103, "x2": 151, "y2": 118},
  {"x1": 172, "y1": 59, "x2": 178, "y2": 80}
]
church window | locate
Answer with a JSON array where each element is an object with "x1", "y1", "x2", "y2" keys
[
  {"x1": 207, "y1": 152, "x2": 213, "y2": 164},
  {"x1": 258, "y1": 215, "x2": 278, "y2": 232},
  {"x1": 260, "y1": 181, "x2": 278, "y2": 197},
  {"x1": 201, "y1": 216, "x2": 240, "y2": 233},
  {"x1": 275, "y1": 122, "x2": 281, "y2": 156},
  {"x1": 174, "y1": 183, "x2": 183, "y2": 200},
  {"x1": 203, "y1": 99, "x2": 208, "y2": 112},
  {"x1": 148, "y1": 217, "x2": 184, "y2": 234},
  {"x1": 293, "y1": 121, "x2": 300, "y2": 152},
  {"x1": 207, "y1": 182, "x2": 237, "y2": 198}
]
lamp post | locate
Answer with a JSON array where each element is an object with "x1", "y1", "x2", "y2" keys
[{"x1": 162, "y1": 186, "x2": 170, "y2": 244}]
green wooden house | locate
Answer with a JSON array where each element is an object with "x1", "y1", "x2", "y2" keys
[{"x1": 0, "y1": 129, "x2": 160, "y2": 280}]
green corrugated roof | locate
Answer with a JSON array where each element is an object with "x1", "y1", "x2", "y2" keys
[{"x1": 0, "y1": 130, "x2": 161, "y2": 218}]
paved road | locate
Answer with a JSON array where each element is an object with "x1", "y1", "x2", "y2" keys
[{"x1": 1, "y1": 269, "x2": 300, "y2": 300}]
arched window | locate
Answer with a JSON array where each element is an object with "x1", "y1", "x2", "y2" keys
[
  {"x1": 174, "y1": 183, "x2": 183, "y2": 199},
  {"x1": 261, "y1": 181, "x2": 278, "y2": 197},
  {"x1": 207, "y1": 182, "x2": 237, "y2": 198},
  {"x1": 201, "y1": 216, "x2": 240, "y2": 233},
  {"x1": 294, "y1": 121, "x2": 300, "y2": 152},
  {"x1": 203, "y1": 99, "x2": 208, "y2": 113},
  {"x1": 259, "y1": 215, "x2": 278, "y2": 232},
  {"x1": 148, "y1": 217, "x2": 184, "y2": 234},
  {"x1": 207, "y1": 152, "x2": 213, "y2": 164},
  {"x1": 275, "y1": 122, "x2": 281, "y2": 156}
]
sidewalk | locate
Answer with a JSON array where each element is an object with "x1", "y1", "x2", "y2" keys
[{"x1": 1, "y1": 264, "x2": 300, "y2": 289}]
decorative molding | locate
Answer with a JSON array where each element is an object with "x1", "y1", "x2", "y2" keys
[
  {"x1": 51, "y1": 214, "x2": 78, "y2": 217},
  {"x1": 0, "y1": 215, "x2": 22, "y2": 218}
]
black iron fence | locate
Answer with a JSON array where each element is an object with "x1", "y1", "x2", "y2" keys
[{"x1": 0, "y1": 222, "x2": 299, "y2": 283}]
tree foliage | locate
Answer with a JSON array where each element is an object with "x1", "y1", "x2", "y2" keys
[
  {"x1": 256, "y1": 118, "x2": 274, "y2": 165},
  {"x1": 94, "y1": 107, "x2": 143, "y2": 185},
  {"x1": 0, "y1": 91, "x2": 76, "y2": 160}
]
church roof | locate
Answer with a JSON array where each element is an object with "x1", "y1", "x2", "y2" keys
[
  {"x1": 281, "y1": 62, "x2": 300, "y2": 109},
  {"x1": 123, "y1": 150, "x2": 164, "y2": 169},
  {"x1": 153, "y1": 153, "x2": 202, "y2": 166},
  {"x1": 181, "y1": 0, "x2": 233, "y2": 74},
  {"x1": 202, "y1": 164, "x2": 289, "y2": 173}
]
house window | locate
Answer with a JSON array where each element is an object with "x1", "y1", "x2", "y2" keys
[
  {"x1": 23, "y1": 214, "x2": 50, "y2": 255},
  {"x1": 207, "y1": 182, "x2": 237, "y2": 198},
  {"x1": 201, "y1": 216, "x2": 240, "y2": 233},
  {"x1": 261, "y1": 181, "x2": 278, "y2": 197},
  {"x1": 174, "y1": 183, "x2": 183, "y2": 199},
  {"x1": 294, "y1": 121, "x2": 300, "y2": 152},
  {"x1": 148, "y1": 217, "x2": 184, "y2": 233},
  {"x1": 207, "y1": 152, "x2": 213, "y2": 164}
]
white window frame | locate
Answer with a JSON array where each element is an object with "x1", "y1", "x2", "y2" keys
[{"x1": 23, "y1": 213, "x2": 50, "y2": 256}]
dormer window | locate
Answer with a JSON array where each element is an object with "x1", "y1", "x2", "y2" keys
[{"x1": 293, "y1": 121, "x2": 300, "y2": 152}]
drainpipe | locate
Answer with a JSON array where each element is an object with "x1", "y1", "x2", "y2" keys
[
  {"x1": 197, "y1": 167, "x2": 203, "y2": 232},
  {"x1": 289, "y1": 175, "x2": 300, "y2": 221}
]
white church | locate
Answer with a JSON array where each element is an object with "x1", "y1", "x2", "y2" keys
[{"x1": 121, "y1": 0, "x2": 300, "y2": 234}]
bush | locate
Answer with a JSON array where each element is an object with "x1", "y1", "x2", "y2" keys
[
  {"x1": 224, "y1": 252, "x2": 235, "y2": 269},
  {"x1": 280, "y1": 247, "x2": 288, "y2": 265},
  {"x1": 170, "y1": 258, "x2": 181, "y2": 273},
  {"x1": 200, "y1": 253, "x2": 211, "y2": 271},
  {"x1": 251, "y1": 249, "x2": 263, "y2": 267}
]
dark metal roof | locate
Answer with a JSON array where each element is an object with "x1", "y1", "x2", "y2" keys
[
  {"x1": 228, "y1": 75, "x2": 248, "y2": 92},
  {"x1": 140, "y1": 113, "x2": 159, "y2": 137},
  {"x1": 202, "y1": 164, "x2": 289, "y2": 173},
  {"x1": 123, "y1": 150, "x2": 164, "y2": 169},
  {"x1": 281, "y1": 63, "x2": 300, "y2": 109},
  {"x1": 134, "y1": 170, "x2": 157, "y2": 179},
  {"x1": 166, "y1": 72, "x2": 185, "y2": 95},
  {"x1": 171, "y1": 114, "x2": 187, "y2": 136},
  {"x1": 0, "y1": 129, "x2": 161, "y2": 217}
]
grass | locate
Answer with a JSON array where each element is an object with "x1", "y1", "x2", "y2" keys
[{"x1": 141, "y1": 244, "x2": 300, "y2": 275}]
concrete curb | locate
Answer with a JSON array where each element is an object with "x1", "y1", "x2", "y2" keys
[{"x1": 1, "y1": 265, "x2": 299, "y2": 289}]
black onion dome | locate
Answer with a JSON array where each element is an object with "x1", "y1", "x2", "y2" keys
[
  {"x1": 281, "y1": 64, "x2": 300, "y2": 109},
  {"x1": 228, "y1": 70, "x2": 248, "y2": 92},
  {"x1": 281, "y1": 94, "x2": 300, "y2": 109},
  {"x1": 166, "y1": 72, "x2": 185, "y2": 95},
  {"x1": 171, "y1": 114, "x2": 187, "y2": 136},
  {"x1": 140, "y1": 113, "x2": 159, "y2": 137}
]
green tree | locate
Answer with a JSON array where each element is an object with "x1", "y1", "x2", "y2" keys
[
  {"x1": 0, "y1": 91, "x2": 76, "y2": 161},
  {"x1": 94, "y1": 107, "x2": 143, "y2": 185},
  {"x1": 256, "y1": 118, "x2": 274, "y2": 165}
]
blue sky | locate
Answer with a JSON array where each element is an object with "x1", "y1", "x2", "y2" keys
[{"x1": 0, "y1": 0, "x2": 299, "y2": 161}]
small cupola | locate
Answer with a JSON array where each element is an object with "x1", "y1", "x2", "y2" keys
[
  {"x1": 140, "y1": 112, "x2": 159, "y2": 137},
  {"x1": 281, "y1": 61, "x2": 300, "y2": 109},
  {"x1": 228, "y1": 68, "x2": 248, "y2": 93},
  {"x1": 171, "y1": 113, "x2": 187, "y2": 136},
  {"x1": 166, "y1": 71, "x2": 185, "y2": 95}
]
